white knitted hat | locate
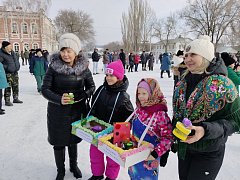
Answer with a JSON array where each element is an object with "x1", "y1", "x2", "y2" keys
[
  {"x1": 185, "y1": 35, "x2": 215, "y2": 62},
  {"x1": 59, "y1": 33, "x2": 81, "y2": 54}
]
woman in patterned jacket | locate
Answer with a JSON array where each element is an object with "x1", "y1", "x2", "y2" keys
[{"x1": 172, "y1": 35, "x2": 240, "y2": 180}]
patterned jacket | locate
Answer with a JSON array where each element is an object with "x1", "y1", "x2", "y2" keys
[{"x1": 134, "y1": 105, "x2": 173, "y2": 157}]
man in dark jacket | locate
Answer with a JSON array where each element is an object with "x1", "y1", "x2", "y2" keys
[
  {"x1": 119, "y1": 49, "x2": 126, "y2": 69},
  {"x1": 91, "y1": 48, "x2": 100, "y2": 75},
  {"x1": 0, "y1": 41, "x2": 23, "y2": 106},
  {"x1": 140, "y1": 51, "x2": 147, "y2": 71}
]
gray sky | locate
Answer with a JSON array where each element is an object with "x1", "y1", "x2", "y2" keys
[
  {"x1": 48, "y1": 0, "x2": 188, "y2": 45},
  {"x1": 0, "y1": 0, "x2": 188, "y2": 45}
]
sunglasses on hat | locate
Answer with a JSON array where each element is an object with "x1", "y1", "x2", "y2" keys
[{"x1": 105, "y1": 68, "x2": 114, "y2": 75}]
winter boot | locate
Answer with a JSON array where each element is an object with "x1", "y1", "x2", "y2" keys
[
  {"x1": 105, "y1": 177, "x2": 115, "y2": 180},
  {"x1": 0, "y1": 109, "x2": 5, "y2": 115},
  {"x1": 88, "y1": 175, "x2": 104, "y2": 180},
  {"x1": 13, "y1": 98, "x2": 23, "y2": 103},
  {"x1": 54, "y1": 146, "x2": 66, "y2": 180},
  {"x1": 5, "y1": 101, "x2": 13, "y2": 106},
  {"x1": 68, "y1": 144, "x2": 82, "y2": 179}
]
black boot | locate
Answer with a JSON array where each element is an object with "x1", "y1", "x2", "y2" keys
[
  {"x1": 68, "y1": 144, "x2": 82, "y2": 179},
  {"x1": 160, "y1": 70, "x2": 164, "y2": 78},
  {"x1": 5, "y1": 101, "x2": 13, "y2": 106},
  {"x1": 0, "y1": 109, "x2": 5, "y2": 115},
  {"x1": 13, "y1": 98, "x2": 23, "y2": 103},
  {"x1": 54, "y1": 146, "x2": 65, "y2": 180},
  {"x1": 88, "y1": 175, "x2": 104, "y2": 180}
]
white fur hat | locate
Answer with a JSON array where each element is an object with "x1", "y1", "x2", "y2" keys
[
  {"x1": 185, "y1": 35, "x2": 215, "y2": 62},
  {"x1": 59, "y1": 33, "x2": 81, "y2": 54}
]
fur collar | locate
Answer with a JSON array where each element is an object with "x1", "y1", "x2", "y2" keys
[{"x1": 49, "y1": 53, "x2": 89, "y2": 75}]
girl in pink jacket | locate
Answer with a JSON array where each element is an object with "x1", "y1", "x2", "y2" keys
[{"x1": 128, "y1": 78, "x2": 173, "y2": 180}]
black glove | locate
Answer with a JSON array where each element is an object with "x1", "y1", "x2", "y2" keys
[
  {"x1": 160, "y1": 150, "x2": 170, "y2": 167},
  {"x1": 171, "y1": 140, "x2": 178, "y2": 153}
]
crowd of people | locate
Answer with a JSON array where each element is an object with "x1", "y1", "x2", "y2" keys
[
  {"x1": 1, "y1": 33, "x2": 240, "y2": 180},
  {"x1": 91, "y1": 49, "x2": 157, "y2": 74}
]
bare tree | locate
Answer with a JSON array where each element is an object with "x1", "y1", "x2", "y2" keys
[
  {"x1": 180, "y1": 0, "x2": 240, "y2": 48},
  {"x1": 121, "y1": 0, "x2": 155, "y2": 53},
  {"x1": 153, "y1": 13, "x2": 177, "y2": 52},
  {"x1": 2, "y1": 0, "x2": 51, "y2": 13},
  {"x1": 228, "y1": 11, "x2": 240, "y2": 46},
  {"x1": 54, "y1": 9, "x2": 95, "y2": 44}
]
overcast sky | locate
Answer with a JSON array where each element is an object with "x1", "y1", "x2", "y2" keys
[{"x1": 0, "y1": 0, "x2": 188, "y2": 45}]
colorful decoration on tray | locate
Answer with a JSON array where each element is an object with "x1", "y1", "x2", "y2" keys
[
  {"x1": 99, "y1": 133, "x2": 154, "y2": 160},
  {"x1": 71, "y1": 116, "x2": 114, "y2": 145},
  {"x1": 113, "y1": 122, "x2": 131, "y2": 147}
]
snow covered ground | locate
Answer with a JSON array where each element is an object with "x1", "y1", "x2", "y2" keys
[{"x1": 0, "y1": 61, "x2": 239, "y2": 180}]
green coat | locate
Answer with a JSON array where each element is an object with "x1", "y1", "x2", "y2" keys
[
  {"x1": 227, "y1": 67, "x2": 240, "y2": 92},
  {"x1": 0, "y1": 62, "x2": 9, "y2": 89}
]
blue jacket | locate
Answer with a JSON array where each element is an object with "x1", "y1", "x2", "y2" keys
[
  {"x1": 0, "y1": 62, "x2": 9, "y2": 89},
  {"x1": 160, "y1": 53, "x2": 171, "y2": 70}
]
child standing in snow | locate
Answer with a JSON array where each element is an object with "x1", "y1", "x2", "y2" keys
[
  {"x1": 128, "y1": 78, "x2": 173, "y2": 180},
  {"x1": 88, "y1": 59, "x2": 134, "y2": 180}
]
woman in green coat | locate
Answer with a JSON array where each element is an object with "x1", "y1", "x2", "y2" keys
[
  {"x1": 0, "y1": 62, "x2": 9, "y2": 114},
  {"x1": 172, "y1": 35, "x2": 240, "y2": 180},
  {"x1": 221, "y1": 52, "x2": 240, "y2": 93}
]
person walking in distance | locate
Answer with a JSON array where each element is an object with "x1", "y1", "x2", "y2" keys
[
  {"x1": 92, "y1": 48, "x2": 100, "y2": 75},
  {"x1": 119, "y1": 49, "x2": 126, "y2": 69},
  {"x1": 29, "y1": 48, "x2": 48, "y2": 93}
]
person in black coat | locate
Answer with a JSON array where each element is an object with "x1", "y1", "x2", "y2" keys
[
  {"x1": 92, "y1": 48, "x2": 100, "y2": 75},
  {"x1": 119, "y1": 49, "x2": 126, "y2": 69},
  {"x1": 42, "y1": 33, "x2": 95, "y2": 180},
  {"x1": 87, "y1": 60, "x2": 134, "y2": 180}
]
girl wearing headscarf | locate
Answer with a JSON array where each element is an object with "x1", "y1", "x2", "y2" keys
[{"x1": 128, "y1": 78, "x2": 173, "y2": 180}]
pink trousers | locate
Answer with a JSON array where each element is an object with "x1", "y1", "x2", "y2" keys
[{"x1": 90, "y1": 145, "x2": 120, "y2": 179}]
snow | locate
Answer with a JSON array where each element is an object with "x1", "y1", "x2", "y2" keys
[{"x1": 0, "y1": 62, "x2": 239, "y2": 180}]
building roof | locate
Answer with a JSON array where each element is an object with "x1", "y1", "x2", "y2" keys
[{"x1": 216, "y1": 46, "x2": 238, "y2": 53}]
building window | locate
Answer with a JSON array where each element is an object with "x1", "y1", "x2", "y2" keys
[
  {"x1": 22, "y1": 23, "x2": 28, "y2": 34},
  {"x1": 12, "y1": 22, "x2": 18, "y2": 33},
  {"x1": 33, "y1": 43, "x2": 38, "y2": 49},
  {"x1": 24, "y1": 43, "x2": 29, "y2": 51},
  {"x1": 31, "y1": 23, "x2": 38, "y2": 34},
  {"x1": 14, "y1": 43, "x2": 20, "y2": 53}
]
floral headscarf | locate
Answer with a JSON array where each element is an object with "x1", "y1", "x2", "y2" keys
[{"x1": 136, "y1": 78, "x2": 167, "y2": 108}]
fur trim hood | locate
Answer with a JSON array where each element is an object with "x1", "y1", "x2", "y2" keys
[{"x1": 49, "y1": 53, "x2": 89, "y2": 75}]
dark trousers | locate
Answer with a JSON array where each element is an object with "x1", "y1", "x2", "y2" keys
[
  {"x1": 0, "y1": 89, "x2": 2, "y2": 109},
  {"x1": 4, "y1": 72, "x2": 19, "y2": 102},
  {"x1": 134, "y1": 63, "x2": 138, "y2": 71},
  {"x1": 178, "y1": 145, "x2": 225, "y2": 180},
  {"x1": 142, "y1": 63, "x2": 146, "y2": 70},
  {"x1": 161, "y1": 70, "x2": 171, "y2": 78},
  {"x1": 128, "y1": 65, "x2": 133, "y2": 72}
]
